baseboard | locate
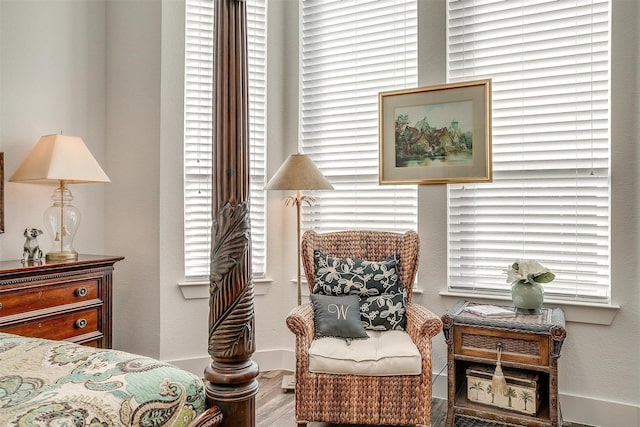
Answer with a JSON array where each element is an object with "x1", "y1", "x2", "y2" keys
[
  {"x1": 560, "y1": 392, "x2": 640, "y2": 427},
  {"x1": 166, "y1": 355, "x2": 211, "y2": 377},
  {"x1": 168, "y1": 350, "x2": 640, "y2": 427},
  {"x1": 166, "y1": 348, "x2": 294, "y2": 378}
]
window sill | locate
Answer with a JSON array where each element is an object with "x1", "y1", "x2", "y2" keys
[
  {"x1": 178, "y1": 277, "x2": 273, "y2": 299},
  {"x1": 439, "y1": 290, "x2": 620, "y2": 326}
]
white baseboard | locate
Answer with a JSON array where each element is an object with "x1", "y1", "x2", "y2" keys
[
  {"x1": 166, "y1": 348, "x2": 295, "y2": 378},
  {"x1": 167, "y1": 356, "x2": 210, "y2": 377},
  {"x1": 560, "y1": 392, "x2": 640, "y2": 427},
  {"x1": 168, "y1": 350, "x2": 640, "y2": 427}
]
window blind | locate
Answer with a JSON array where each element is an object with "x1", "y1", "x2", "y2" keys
[
  {"x1": 447, "y1": 0, "x2": 610, "y2": 301},
  {"x1": 184, "y1": 0, "x2": 267, "y2": 278},
  {"x1": 300, "y1": 0, "x2": 418, "y2": 233}
]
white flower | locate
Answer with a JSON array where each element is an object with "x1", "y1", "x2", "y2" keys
[{"x1": 506, "y1": 259, "x2": 555, "y2": 285}]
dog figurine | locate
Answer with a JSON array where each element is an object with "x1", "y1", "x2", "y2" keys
[{"x1": 22, "y1": 228, "x2": 44, "y2": 263}]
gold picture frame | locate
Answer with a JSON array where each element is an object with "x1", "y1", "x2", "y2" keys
[{"x1": 379, "y1": 79, "x2": 492, "y2": 185}]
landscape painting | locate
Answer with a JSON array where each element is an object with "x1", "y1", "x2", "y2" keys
[
  {"x1": 379, "y1": 80, "x2": 492, "y2": 185},
  {"x1": 394, "y1": 100, "x2": 473, "y2": 168}
]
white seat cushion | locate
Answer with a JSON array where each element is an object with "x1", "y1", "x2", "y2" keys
[{"x1": 308, "y1": 330, "x2": 422, "y2": 376}]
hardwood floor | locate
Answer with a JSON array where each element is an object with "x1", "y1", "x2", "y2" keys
[{"x1": 255, "y1": 370, "x2": 589, "y2": 427}]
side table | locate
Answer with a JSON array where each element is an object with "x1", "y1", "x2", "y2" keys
[{"x1": 442, "y1": 300, "x2": 566, "y2": 427}]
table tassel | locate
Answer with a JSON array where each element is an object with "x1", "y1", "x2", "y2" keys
[{"x1": 492, "y1": 344, "x2": 508, "y2": 396}]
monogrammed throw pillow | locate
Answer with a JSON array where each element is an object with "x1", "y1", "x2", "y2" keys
[{"x1": 310, "y1": 294, "x2": 369, "y2": 340}]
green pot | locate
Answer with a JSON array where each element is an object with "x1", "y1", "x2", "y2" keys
[{"x1": 511, "y1": 280, "x2": 544, "y2": 314}]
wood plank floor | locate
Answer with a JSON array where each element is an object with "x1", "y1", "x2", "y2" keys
[{"x1": 255, "y1": 370, "x2": 589, "y2": 427}]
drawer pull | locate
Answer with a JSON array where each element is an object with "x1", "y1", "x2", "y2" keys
[
  {"x1": 75, "y1": 318, "x2": 88, "y2": 329},
  {"x1": 75, "y1": 287, "x2": 88, "y2": 297}
]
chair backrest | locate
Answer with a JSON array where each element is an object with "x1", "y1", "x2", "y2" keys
[{"x1": 301, "y1": 230, "x2": 419, "y2": 302}]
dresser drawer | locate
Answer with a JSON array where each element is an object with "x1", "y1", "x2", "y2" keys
[
  {"x1": 1, "y1": 308, "x2": 99, "y2": 341},
  {"x1": 454, "y1": 325, "x2": 549, "y2": 366},
  {"x1": 0, "y1": 279, "x2": 99, "y2": 316}
]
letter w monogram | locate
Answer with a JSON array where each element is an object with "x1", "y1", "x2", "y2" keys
[{"x1": 328, "y1": 303, "x2": 349, "y2": 320}]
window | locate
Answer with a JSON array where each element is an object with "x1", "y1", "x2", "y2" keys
[
  {"x1": 184, "y1": 0, "x2": 267, "y2": 278},
  {"x1": 447, "y1": 0, "x2": 610, "y2": 301},
  {"x1": 300, "y1": 0, "x2": 418, "y2": 233}
]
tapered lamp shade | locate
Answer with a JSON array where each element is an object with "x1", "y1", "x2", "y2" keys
[
  {"x1": 265, "y1": 153, "x2": 333, "y2": 191},
  {"x1": 10, "y1": 134, "x2": 110, "y2": 261},
  {"x1": 10, "y1": 134, "x2": 110, "y2": 184}
]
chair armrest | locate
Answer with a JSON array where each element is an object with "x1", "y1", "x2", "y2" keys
[
  {"x1": 406, "y1": 303, "x2": 443, "y2": 341},
  {"x1": 286, "y1": 303, "x2": 315, "y2": 373},
  {"x1": 286, "y1": 303, "x2": 315, "y2": 339},
  {"x1": 406, "y1": 303, "x2": 442, "y2": 380}
]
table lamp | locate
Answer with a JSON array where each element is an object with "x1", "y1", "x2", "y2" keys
[
  {"x1": 266, "y1": 153, "x2": 333, "y2": 305},
  {"x1": 10, "y1": 134, "x2": 110, "y2": 261}
]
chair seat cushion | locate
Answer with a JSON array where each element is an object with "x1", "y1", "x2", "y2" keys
[{"x1": 308, "y1": 330, "x2": 421, "y2": 376}]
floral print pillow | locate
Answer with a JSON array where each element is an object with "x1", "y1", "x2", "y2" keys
[
  {"x1": 360, "y1": 293, "x2": 406, "y2": 330},
  {"x1": 312, "y1": 250, "x2": 407, "y2": 330}
]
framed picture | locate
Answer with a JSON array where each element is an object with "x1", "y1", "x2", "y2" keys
[{"x1": 379, "y1": 79, "x2": 492, "y2": 185}]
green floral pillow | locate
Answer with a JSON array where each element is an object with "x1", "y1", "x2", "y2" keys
[{"x1": 312, "y1": 251, "x2": 407, "y2": 330}]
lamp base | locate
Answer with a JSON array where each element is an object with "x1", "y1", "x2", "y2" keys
[{"x1": 46, "y1": 251, "x2": 78, "y2": 262}]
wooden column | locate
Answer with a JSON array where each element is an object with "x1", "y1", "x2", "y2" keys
[{"x1": 204, "y1": 0, "x2": 259, "y2": 425}]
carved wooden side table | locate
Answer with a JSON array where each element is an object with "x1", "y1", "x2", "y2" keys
[{"x1": 442, "y1": 300, "x2": 566, "y2": 427}]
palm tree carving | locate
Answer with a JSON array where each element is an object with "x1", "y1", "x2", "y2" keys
[
  {"x1": 469, "y1": 381, "x2": 484, "y2": 400},
  {"x1": 505, "y1": 387, "x2": 517, "y2": 407},
  {"x1": 519, "y1": 389, "x2": 534, "y2": 411},
  {"x1": 486, "y1": 384, "x2": 495, "y2": 403}
]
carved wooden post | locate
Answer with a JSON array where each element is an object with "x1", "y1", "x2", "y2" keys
[{"x1": 204, "y1": 0, "x2": 259, "y2": 425}]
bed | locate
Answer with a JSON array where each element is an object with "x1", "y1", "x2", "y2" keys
[{"x1": 0, "y1": 332, "x2": 221, "y2": 427}]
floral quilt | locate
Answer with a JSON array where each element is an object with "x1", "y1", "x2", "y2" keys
[{"x1": 0, "y1": 332, "x2": 206, "y2": 427}]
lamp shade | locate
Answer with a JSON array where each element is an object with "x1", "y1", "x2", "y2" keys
[
  {"x1": 10, "y1": 134, "x2": 110, "y2": 184},
  {"x1": 266, "y1": 153, "x2": 333, "y2": 191}
]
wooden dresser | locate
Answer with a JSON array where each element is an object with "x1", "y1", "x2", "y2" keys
[{"x1": 0, "y1": 255, "x2": 123, "y2": 348}]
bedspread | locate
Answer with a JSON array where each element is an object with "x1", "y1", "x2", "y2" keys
[{"x1": 0, "y1": 332, "x2": 206, "y2": 427}]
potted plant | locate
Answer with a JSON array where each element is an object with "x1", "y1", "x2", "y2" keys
[{"x1": 506, "y1": 260, "x2": 555, "y2": 314}]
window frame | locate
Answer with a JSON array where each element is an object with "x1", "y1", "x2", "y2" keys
[
  {"x1": 445, "y1": 0, "x2": 611, "y2": 304},
  {"x1": 299, "y1": 0, "x2": 419, "y2": 237},
  {"x1": 183, "y1": 0, "x2": 267, "y2": 280}
]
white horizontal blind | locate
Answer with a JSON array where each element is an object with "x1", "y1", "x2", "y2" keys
[
  {"x1": 300, "y1": 0, "x2": 418, "y2": 232},
  {"x1": 184, "y1": 0, "x2": 267, "y2": 278},
  {"x1": 447, "y1": 0, "x2": 610, "y2": 301}
]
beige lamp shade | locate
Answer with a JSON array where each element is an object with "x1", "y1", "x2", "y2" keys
[
  {"x1": 10, "y1": 134, "x2": 110, "y2": 184},
  {"x1": 266, "y1": 153, "x2": 333, "y2": 191}
]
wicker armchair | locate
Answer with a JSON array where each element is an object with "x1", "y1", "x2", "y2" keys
[{"x1": 286, "y1": 230, "x2": 443, "y2": 427}]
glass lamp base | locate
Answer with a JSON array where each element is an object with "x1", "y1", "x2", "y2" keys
[{"x1": 46, "y1": 251, "x2": 78, "y2": 261}]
